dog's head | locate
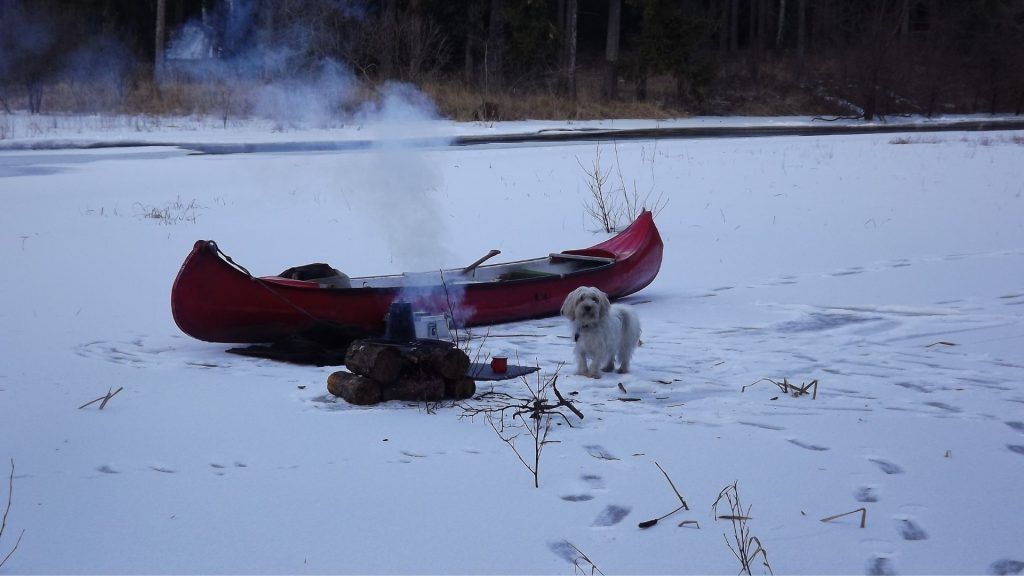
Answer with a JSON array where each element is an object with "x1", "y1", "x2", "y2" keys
[{"x1": 561, "y1": 286, "x2": 611, "y2": 324}]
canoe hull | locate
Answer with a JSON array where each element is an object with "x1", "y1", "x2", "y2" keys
[{"x1": 171, "y1": 212, "x2": 663, "y2": 343}]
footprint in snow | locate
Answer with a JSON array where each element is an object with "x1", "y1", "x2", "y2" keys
[
  {"x1": 866, "y1": 555, "x2": 897, "y2": 575},
  {"x1": 96, "y1": 465, "x2": 119, "y2": 475},
  {"x1": 924, "y1": 401, "x2": 962, "y2": 413},
  {"x1": 1007, "y1": 445, "x2": 1024, "y2": 456},
  {"x1": 548, "y1": 540, "x2": 590, "y2": 566},
  {"x1": 149, "y1": 465, "x2": 177, "y2": 474},
  {"x1": 1006, "y1": 421, "x2": 1024, "y2": 434},
  {"x1": 787, "y1": 438, "x2": 829, "y2": 451},
  {"x1": 868, "y1": 458, "x2": 904, "y2": 475},
  {"x1": 584, "y1": 445, "x2": 619, "y2": 461},
  {"x1": 830, "y1": 267, "x2": 865, "y2": 277},
  {"x1": 855, "y1": 485, "x2": 880, "y2": 503},
  {"x1": 739, "y1": 421, "x2": 786, "y2": 431},
  {"x1": 591, "y1": 505, "x2": 631, "y2": 527},
  {"x1": 560, "y1": 473, "x2": 605, "y2": 502},
  {"x1": 989, "y1": 559, "x2": 1024, "y2": 575},
  {"x1": 895, "y1": 517, "x2": 928, "y2": 541}
]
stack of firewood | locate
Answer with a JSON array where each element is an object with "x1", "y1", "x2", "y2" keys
[{"x1": 327, "y1": 338, "x2": 475, "y2": 405}]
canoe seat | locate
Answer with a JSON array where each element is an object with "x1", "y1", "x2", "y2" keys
[
  {"x1": 497, "y1": 269, "x2": 558, "y2": 281},
  {"x1": 549, "y1": 251, "x2": 615, "y2": 264}
]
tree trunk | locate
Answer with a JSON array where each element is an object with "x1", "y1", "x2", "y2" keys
[
  {"x1": 381, "y1": 0, "x2": 399, "y2": 79},
  {"x1": 777, "y1": 0, "x2": 787, "y2": 47},
  {"x1": 797, "y1": 0, "x2": 806, "y2": 78},
  {"x1": 464, "y1": 3, "x2": 476, "y2": 84},
  {"x1": 564, "y1": 0, "x2": 579, "y2": 99},
  {"x1": 155, "y1": 0, "x2": 167, "y2": 80},
  {"x1": 729, "y1": 0, "x2": 739, "y2": 52},
  {"x1": 485, "y1": 0, "x2": 504, "y2": 92},
  {"x1": 749, "y1": 0, "x2": 761, "y2": 79},
  {"x1": 605, "y1": 0, "x2": 622, "y2": 99},
  {"x1": 717, "y1": 0, "x2": 728, "y2": 51}
]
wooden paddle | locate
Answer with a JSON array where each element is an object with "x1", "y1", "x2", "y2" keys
[{"x1": 462, "y1": 249, "x2": 501, "y2": 274}]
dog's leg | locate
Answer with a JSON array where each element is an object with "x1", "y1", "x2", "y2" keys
[
  {"x1": 585, "y1": 353, "x2": 605, "y2": 378},
  {"x1": 575, "y1": 350, "x2": 590, "y2": 376},
  {"x1": 615, "y1": 339, "x2": 636, "y2": 373}
]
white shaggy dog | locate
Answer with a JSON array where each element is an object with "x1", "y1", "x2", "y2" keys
[{"x1": 560, "y1": 286, "x2": 641, "y2": 378}]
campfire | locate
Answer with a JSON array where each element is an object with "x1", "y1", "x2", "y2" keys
[{"x1": 327, "y1": 302, "x2": 475, "y2": 405}]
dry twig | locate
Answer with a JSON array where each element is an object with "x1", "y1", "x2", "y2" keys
[
  {"x1": 638, "y1": 461, "x2": 691, "y2": 528},
  {"x1": 567, "y1": 541, "x2": 605, "y2": 576},
  {"x1": 1, "y1": 459, "x2": 25, "y2": 570},
  {"x1": 820, "y1": 507, "x2": 867, "y2": 528},
  {"x1": 462, "y1": 366, "x2": 578, "y2": 487},
  {"x1": 742, "y1": 378, "x2": 818, "y2": 399},
  {"x1": 78, "y1": 386, "x2": 124, "y2": 410}
]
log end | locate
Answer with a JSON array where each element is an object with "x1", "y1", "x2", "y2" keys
[{"x1": 327, "y1": 371, "x2": 382, "y2": 405}]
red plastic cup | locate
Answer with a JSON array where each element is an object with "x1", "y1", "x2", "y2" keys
[{"x1": 490, "y1": 356, "x2": 508, "y2": 373}]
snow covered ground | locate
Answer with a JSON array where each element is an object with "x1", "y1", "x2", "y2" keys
[{"x1": 1, "y1": 113, "x2": 1023, "y2": 574}]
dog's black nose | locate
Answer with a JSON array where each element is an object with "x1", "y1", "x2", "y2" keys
[{"x1": 583, "y1": 305, "x2": 591, "y2": 312}]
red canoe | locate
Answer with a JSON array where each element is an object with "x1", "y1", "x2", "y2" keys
[{"x1": 171, "y1": 211, "x2": 663, "y2": 343}]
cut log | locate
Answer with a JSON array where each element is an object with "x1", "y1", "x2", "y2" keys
[
  {"x1": 445, "y1": 376, "x2": 476, "y2": 400},
  {"x1": 345, "y1": 340, "x2": 407, "y2": 384},
  {"x1": 381, "y1": 372, "x2": 445, "y2": 402},
  {"x1": 413, "y1": 345, "x2": 471, "y2": 381},
  {"x1": 327, "y1": 371, "x2": 382, "y2": 405}
]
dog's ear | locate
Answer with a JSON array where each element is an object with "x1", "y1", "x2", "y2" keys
[
  {"x1": 596, "y1": 289, "x2": 612, "y2": 317},
  {"x1": 561, "y1": 287, "x2": 581, "y2": 320}
]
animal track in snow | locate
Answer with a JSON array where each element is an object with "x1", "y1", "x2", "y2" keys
[{"x1": 1007, "y1": 445, "x2": 1024, "y2": 456}]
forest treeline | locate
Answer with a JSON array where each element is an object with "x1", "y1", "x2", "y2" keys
[{"x1": 1, "y1": 0, "x2": 1022, "y2": 121}]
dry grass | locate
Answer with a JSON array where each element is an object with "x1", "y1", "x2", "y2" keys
[
  {"x1": 421, "y1": 79, "x2": 682, "y2": 122},
  {"x1": 713, "y1": 482, "x2": 773, "y2": 576},
  {"x1": 1, "y1": 55, "x2": 853, "y2": 123}
]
